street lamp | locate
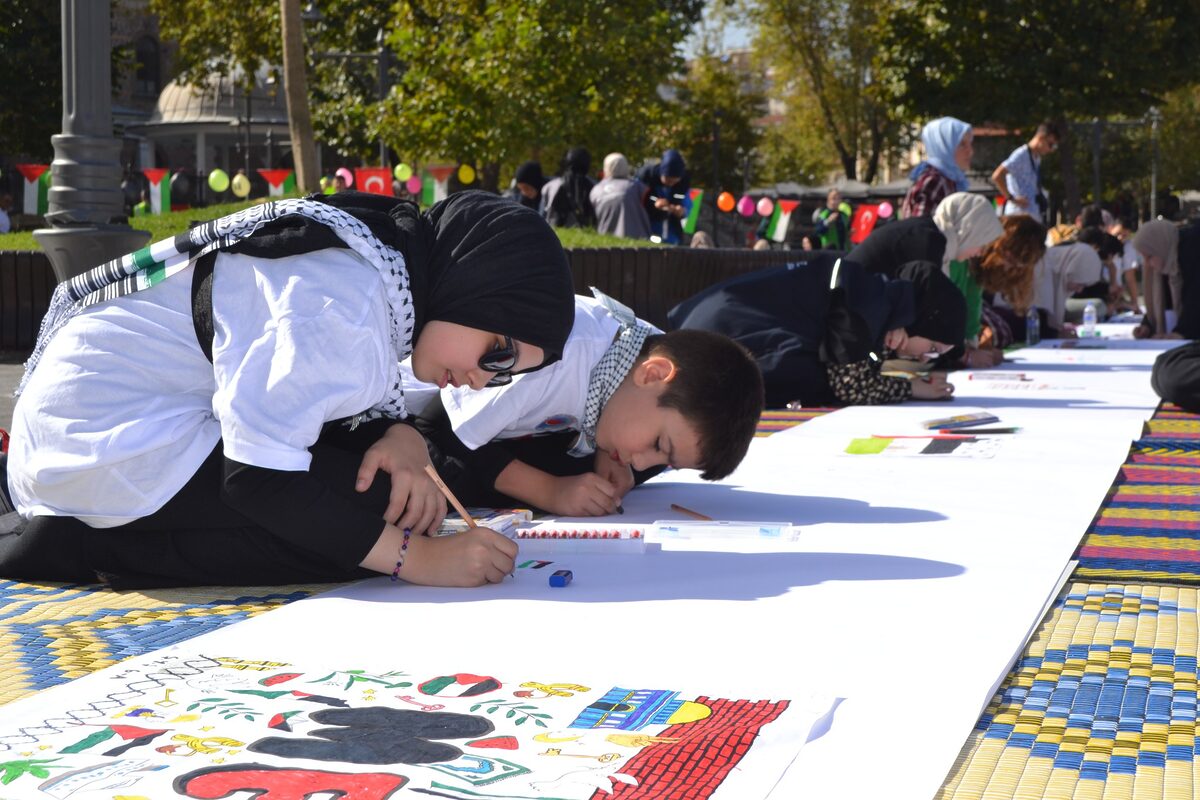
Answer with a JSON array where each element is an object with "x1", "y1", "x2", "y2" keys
[{"x1": 300, "y1": 3, "x2": 394, "y2": 167}]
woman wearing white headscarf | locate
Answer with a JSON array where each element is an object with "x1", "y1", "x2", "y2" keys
[
  {"x1": 1033, "y1": 242, "x2": 1105, "y2": 335},
  {"x1": 902, "y1": 117, "x2": 974, "y2": 218},
  {"x1": 589, "y1": 153, "x2": 652, "y2": 240}
]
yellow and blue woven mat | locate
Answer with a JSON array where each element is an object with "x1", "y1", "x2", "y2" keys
[
  {"x1": 0, "y1": 580, "x2": 334, "y2": 706},
  {"x1": 939, "y1": 582, "x2": 1200, "y2": 800}
]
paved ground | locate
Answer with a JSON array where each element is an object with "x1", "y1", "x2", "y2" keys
[{"x1": 0, "y1": 353, "x2": 26, "y2": 432}]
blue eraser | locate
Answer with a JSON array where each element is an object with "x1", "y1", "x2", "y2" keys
[{"x1": 549, "y1": 569, "x2": 573, "y2": 588}]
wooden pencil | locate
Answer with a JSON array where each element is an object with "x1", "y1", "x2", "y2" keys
[
  {"x1": 424, "y1": 464, "x2": 478, "y2": 528},
  {"x1": 670, "y1": 503, "x2": 713, "y2": 521}
]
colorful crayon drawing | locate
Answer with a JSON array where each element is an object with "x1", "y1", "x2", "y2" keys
[{"x1": 0, "y1": 648, "x2": 810, "y2": 799}]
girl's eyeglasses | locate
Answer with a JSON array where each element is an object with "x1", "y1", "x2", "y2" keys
[{"x1": 479, "y1": 335, "x2": 518, "y2": 387}]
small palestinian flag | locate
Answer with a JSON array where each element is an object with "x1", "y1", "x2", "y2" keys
[
  {"x1": 765, "y1": 199, "x2": 799, "y2": 243},
  {"x1": 683, "y1": 188, "x2": 704, "y2": 234},
  {"x1": 258, "y1": 169, "x2": 296, "y2": 197},
  {"x1": 15, "y1": 163, "x2": 50, "y2": 215},
  {"x1": 423, "y1": 165, "x2": 455, "y2": 206},
  {"x1": 355, "y1": 167, "x2": 393, "y2": 196},
  {"x1": 142, "y1": 168, "x2": 170, "y2": 214}
]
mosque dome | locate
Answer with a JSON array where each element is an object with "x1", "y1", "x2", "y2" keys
[{"x1": 148, "y1": 66, "x2": 288, "y2": 126}]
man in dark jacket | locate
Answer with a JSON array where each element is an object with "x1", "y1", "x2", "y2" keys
[{"x1": 637, "y1": 149, "x2": 692, "y2": 245}]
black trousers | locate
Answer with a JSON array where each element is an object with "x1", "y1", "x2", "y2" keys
[
  {"x1": 0, "y1": 423, "x2": 396, "y2": 589},
  {"x1": 1152, "y1": 342, "x2": 1200, "y2": 413}
]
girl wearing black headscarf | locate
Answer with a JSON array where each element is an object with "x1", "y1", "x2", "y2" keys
[
  {"x1": 542, "y1": 147, "x2": 597, "y2": 228},
  {"x1": 668, "y1": 254, "x2": 966, "y2": 408},
  {"x1": 0, "y1": 191, "x2": 575, "y2": 588}
]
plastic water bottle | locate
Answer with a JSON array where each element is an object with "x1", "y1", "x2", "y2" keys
[
  {"x1": 1025, "y1": 306, "x2": 1040, "y2": 345},
  {"x1": 1082, "y1": 301, "x2": 1098, "y2": 337}
]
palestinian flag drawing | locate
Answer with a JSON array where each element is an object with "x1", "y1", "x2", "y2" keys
[
  {"x1": 15, "y1": 163, "x2": 50, "y2": 215},
  {"x1": 142, "y1": 168, "x2": 170, "y2": 214},
  {"x1": 765, "y1": 199, "x2": 799, "y2": 243},
  {"x1": 258, "y1": 169, "x2": 296, "y2": 197},
  {"x1": 683, "y1": 188, "x2": 704, "y2": 234}
]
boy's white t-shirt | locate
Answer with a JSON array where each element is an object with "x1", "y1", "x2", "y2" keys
[
  {"x1": 441, "y1": 295, "x2": 659, "y2": 450},
  {"x1": 8, "y1": 248, "x2": 397, "y2": 527},
  {"x1": 1115, "y1": 240, "x2": 1142, "y2": 276}
]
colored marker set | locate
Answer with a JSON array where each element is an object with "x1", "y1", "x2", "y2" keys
[
  {"x1": 653, "y1": 520, "x2": 799, "y2": 541},
  {"x1": 512, "y1": 523, "x2": 648, "y2": 554}
]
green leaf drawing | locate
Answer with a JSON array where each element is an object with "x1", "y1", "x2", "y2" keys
[
  {"x1": 469, "y1": 704, "x2": 481, "y2": 712},
  {"x1": 505, "y1": 710, "x2": 515, "y2": 718}
]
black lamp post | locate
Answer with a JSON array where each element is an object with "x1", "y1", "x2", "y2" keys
[{"x1": 300, "y1": 3, "x2": 393, "y2": 167}]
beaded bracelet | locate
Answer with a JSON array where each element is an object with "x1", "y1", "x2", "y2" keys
[{"x1": 390, "y1": 527, "x2": 412, "y2": 582}]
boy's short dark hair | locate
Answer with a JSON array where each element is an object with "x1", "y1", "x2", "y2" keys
[
  {"x1": 638, "y1": 329, "x2": 764, "y2": 480},
  {"x1": 1076, "y1": 226, "x2": 1123, "y2": 260},
  {"x1": 1037, "y1": 120, "x2": 1063, "y2": 141}
]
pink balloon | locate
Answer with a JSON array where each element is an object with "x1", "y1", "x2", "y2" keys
[
  {"x1": 405, "y1": 176, "x2": 422, "y2": 195},
  {"x1": 335, "y1": 167, "x2": 355, "y2": 188},
  {"x1": 737, "y1": 195, "x2": 755, "y2": 217},
  {"x1": 878, "y1": 201, "x2": 894, "y2": 219},
  {"x1": 757, "y1": 197, "x2": 775, "y2": 217}
]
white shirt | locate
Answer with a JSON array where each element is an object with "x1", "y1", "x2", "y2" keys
[
  {"x1": 8, "y1": 248, "x2": 397, "y2": 526},
  {"x1": 1115, "y1": 240, "x2": 1142, "y2": 275},
  {"x1": 441, "y1": 295, "x2": 658, "y2": 450}
]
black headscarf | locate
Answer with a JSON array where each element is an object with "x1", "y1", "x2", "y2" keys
[
  {"x1": 895, "y1": 261, "x2": 967, "y2": 346},
  {"x1": 227, "y1": 190, "x2": 576, "y2": 368},
  {"x1": 546, "y1": 148, "x2": 596, "y2": 228},
  {"x1": 515, "y1": 160, "x2": 546, "y2": 190}
]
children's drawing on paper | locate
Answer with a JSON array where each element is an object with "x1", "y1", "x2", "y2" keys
[
  {"x1": 0, "y1": 649, "x2": 806, "y2": 799},
  {"x1": 844, "y1": 436, "x2": 1001, "y2": 458}
]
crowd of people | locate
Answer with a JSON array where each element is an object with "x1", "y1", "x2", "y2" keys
[{"x1": 0, "y1": 119, "x2": 1194, "y2": 592}]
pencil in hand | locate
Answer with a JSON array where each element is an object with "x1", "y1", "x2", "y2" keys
[{"x1": 423, "y1": 464, "x2": 477, "y2": 528}]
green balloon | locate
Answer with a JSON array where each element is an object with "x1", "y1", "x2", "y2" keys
[{"x1": 208, "y1": 169, "x2": 230, "y2": 193}]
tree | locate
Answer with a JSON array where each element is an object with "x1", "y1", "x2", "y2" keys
[
  {"x1": 660, "y1": 50, "x2": 766, "y2": 194},
  {"x1": 747, "y1": 0, "x2": 909, "y2": 182},
  {"x1": 0, "y1": 2, "x2": 61, "y2": 158},
  {"x1": 150, "y1": 0, "x2": 281, "y2": 91},
  {"x1": 877, "y1": 0, "x2": 1200, "y2": 214},
  {"x1": 383, "y1": 0, "x2": 704, "y2": 192},
  {"x1": 280, "y1": 0, "x2": 318, "y2": 192}
]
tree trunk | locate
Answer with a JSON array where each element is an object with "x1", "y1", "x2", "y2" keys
[
  {"x1": 481, "y1": 162, "x2": 501, "y2": 194},
  {"x1": 280, "y1": 0, "x2": 319, "y2": 193}
]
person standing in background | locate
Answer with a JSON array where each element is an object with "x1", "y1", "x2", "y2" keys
[
  {"x1": 542, "y1": 148, "x2": 597, "y2": 228},
  {"x1": 902, "y1": 117, "x2": 973, "y2": 219},
  {"x1": 505, "y1": 161, "x2": 547, "y2": 212},
  {"x1": 990, "y1": 121, "x2": 1061, "y2": 222},
  {"x1": 590, "y1": 153, "x2": 652, "y2": 240},
  {"x1": 812, "y1": 188, "x2": 852, "y2": 250},
  {"x1": 0, "y1": 194, "x2": 12, "y2": 234},
  {"x1": 638, "y1": 149, "x2": 692, "y2": 245}
]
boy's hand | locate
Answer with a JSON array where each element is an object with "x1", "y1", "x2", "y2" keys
[
  {"x1": 594, "y1": 451, "x2": 635, "y2": 500},
  {"x1": 397, "y1": 527, "x2": 517, "y2": 587},
  {"x1": 355, "y1": 423, "x2": 447, "y2": 534},
  {"x1": 911, "y1": 372, "x2": 955, "y2": 401},
  {"x1": 548, "y1": 473, "x2": 620, "y2": 516}
]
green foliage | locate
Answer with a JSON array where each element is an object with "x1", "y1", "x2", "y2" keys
[
  {"x1": 383, "y1": 0, "x2": 704, "y2": 181},
  {"x1": 1159, "y1": 85, "x2": 1200, "y2": 192},
  {"x1": 149, "y1": 0, "x2": 281, "y2": 90},
  {"x1": 878, "y1": 0, "x2": 1200, "y2": 124},
  {"x1": 748, "y1": 0, "x2": 909, "y2": 182},
  {"x1": 660, "y1": 50, "x2": 766, "y2": 193},
  {"x1": 756, "y1": 102, "x2": 839, "y2": 186},
  {"x1": 0, "y1": 2, "x2": 134, "y2": 159}
]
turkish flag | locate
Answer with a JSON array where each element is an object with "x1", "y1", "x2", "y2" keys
[
  {"x1": 849, "y1": 203, "x2": 879, "y2": 244},
  {"x1": 354, "y1": 167, "x2": 393, "y2": 196}
]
